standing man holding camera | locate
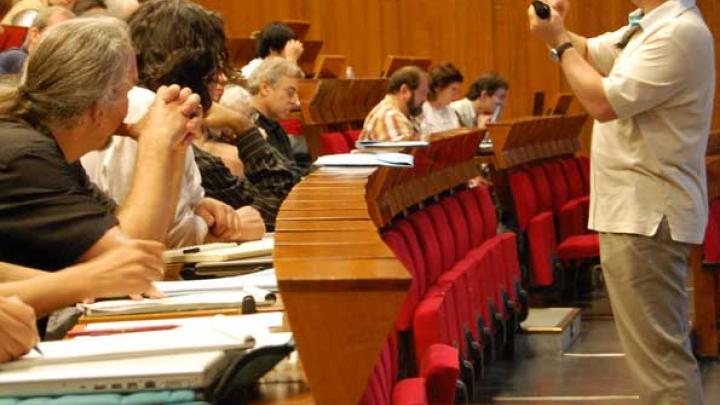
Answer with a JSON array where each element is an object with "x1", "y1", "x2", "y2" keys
[{"x1": 529, "y1": 0, "x2": 714, "y2": 404}]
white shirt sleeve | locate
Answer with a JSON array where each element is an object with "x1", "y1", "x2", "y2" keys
[
  {"x1": 602, "y1": 32, "x2": 687, "y2": 120},
  {"x1": 82, "y1": 86, "x2": 209, "y2": 248},
  {"x1": 587, "y1": 27, "x2": 626, "y2": 76}
]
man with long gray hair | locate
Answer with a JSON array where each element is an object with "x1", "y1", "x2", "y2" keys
[{"x1": 0, "y1": 17, "x2": 202, "y2": 275}]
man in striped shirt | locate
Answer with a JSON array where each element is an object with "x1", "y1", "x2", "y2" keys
[{"x1": 359, "y1": 66, "x2": 429, "y2": 142}]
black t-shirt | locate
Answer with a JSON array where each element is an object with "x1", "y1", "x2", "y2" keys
[{"x1": 0, "y1": 120, "x2": 118, "y2": 271}]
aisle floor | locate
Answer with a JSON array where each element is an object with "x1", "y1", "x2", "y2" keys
[{"x1": 475, "y1": 290, "x2": 720, "y2": 404}]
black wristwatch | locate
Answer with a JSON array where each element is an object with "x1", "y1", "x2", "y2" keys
[{"x1": 550, "y1": 42, "x2": 574, "y2": 63}]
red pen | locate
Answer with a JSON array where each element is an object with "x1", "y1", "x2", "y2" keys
[{"x1": 67, "y1": 324, "x2": 180, "y2": 338}]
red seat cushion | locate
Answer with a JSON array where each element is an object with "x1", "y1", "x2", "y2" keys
[
  {"x1": 558, "y1": 196, "x2": 590, "y2": 241},
  {"x1": 557, "y1": 234, "x2": 600, "y2": 260}
]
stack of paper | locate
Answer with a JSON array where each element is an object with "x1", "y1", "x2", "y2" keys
[
  {"x1": 78, "y1": 271, "x2": 279, "y2": 317},
  {"x1": 163, "y1": 236, "x2": 274, "y2": 264},
  {"x1": 355, "y1": 140, "x2": 429, "y2": 149},
  {"x1": 314, "y1": 152, "x2": 414, "y2": 168}
]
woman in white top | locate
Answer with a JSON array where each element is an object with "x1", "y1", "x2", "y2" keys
[{"x1": 421, "y1": 62, "x2": 463, "y2": 136}]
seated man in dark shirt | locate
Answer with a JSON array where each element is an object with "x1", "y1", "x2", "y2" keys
[
  {"x1": 247, "y1": 57, "x2": 304, "y2": 164},
  {"x1": 0, "y1": 6, "x2": 73, "y2": 74},
  {"x1": 0, "y1": 18, "x2": 202, "y2": 271}
]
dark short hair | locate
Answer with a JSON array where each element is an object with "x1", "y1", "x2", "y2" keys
[
  {"x1": 128, "y1": 0, "x2": 231, "y2": 111},
  {"x1": 387, "y1": 66, "x2": 424, "y2": 94},
  {"x1": 72, "y1": 0, "x2": 106, "y2": 15},
  {"x1": 466, "y1": 73, "x2": 509, "y2": 100},
  {"x1": 428, "y1": 62, "x2": 463, "y2": 100},
  {"x1": 256, "y1": 22, "x2": 296, "y2": 58}
]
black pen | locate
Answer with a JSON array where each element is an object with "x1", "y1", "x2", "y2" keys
[{"x1": 33, "y1": 345, "x2": 43, "y2": 356}]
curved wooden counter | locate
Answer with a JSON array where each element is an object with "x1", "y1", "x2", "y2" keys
[{"x1": 274, "y1": 129, "x2": 484, "y2": 405}]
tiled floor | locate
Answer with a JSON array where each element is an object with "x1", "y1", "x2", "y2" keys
[{"x1": 475, "y1": 289, "x2": 720, "y2": 404}]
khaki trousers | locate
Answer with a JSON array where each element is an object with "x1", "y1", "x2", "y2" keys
[{"x1": 600, "y1": 218, "x2": 703, "y2": 405}]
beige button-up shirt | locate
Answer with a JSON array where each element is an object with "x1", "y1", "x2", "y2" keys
[{"x1": 587, "y1": 0, "x2": 715, "y2": 244}]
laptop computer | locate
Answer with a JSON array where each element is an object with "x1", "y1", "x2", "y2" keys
[{"x1": 0, "y1": 351, "x2": 230, "y2": 397}]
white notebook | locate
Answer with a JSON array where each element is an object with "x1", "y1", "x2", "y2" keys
[
  {"x1": 355, "y1": 140, "x2": 429, "y2": 149},
  {"x1": 0, "y1": 351, "x2": 227, "y2": 397},
  {"x1": 163, "y1": 236, "x2": 274, "y2": 264},
  {"x1": 314, "y1": 152, "x2": 414, "y2": 168},
  {"x1": 0, "y1": 323, "x2": 255, "y2": 371}
]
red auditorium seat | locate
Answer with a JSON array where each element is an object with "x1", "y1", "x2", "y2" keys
[
  {"x1": 560, "y1": 158, "x2": 584, "y2": 200},
  {"x1": 344, "y1": 129, "x2": 362, "y2": 147},
  {"x1": 409, "y1": 211, "x2": 445, "y2": 286},
  {"x1": 427, "y1": 204, "x2": 457, "y2": 273},
  {"x1": 278, "y1": 118, "x2": 304, "y2": 136},
  {"x1": 574, "y1": 156, "x2": 591, "y2": 195},
  {"x1": 456, "y1": 189, "x2": 486, "y2": 247},
  {"x1": 705, "y1": 199, "x2": 720, "y2": 264},
  {"x1": 383, "y1": 230, "x2": 425, "y2": 331},
  {"x1": 319, "y1": 131, "x2": 352, "y2": 155},
  {"x1": 440, "y1": 196, "x2": 471, "y2": 261},
  {"x1": 0, "y1": 25, "x2": 28, "y2": 51}
]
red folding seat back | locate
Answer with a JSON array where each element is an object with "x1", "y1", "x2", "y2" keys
[
  {"x1": 508, "y1": 170, "x2": 539, "y2": 231},
  {"x1": 413, "y1": 295, "x2": 452, "y2": 364},
  {"x1": 705, "y1": 199, "x2": 720, "y2": 263},
  {"x1": 456, "y1": 189, "x2": 486, "y2": 248},
  {"x1": 560, "y1": 158, "x2": 584, "y2": 199},
  {"x1": 395, "y1": 220, "x2": 428, "y2": 296},
  {"x1": 542, "y1": 161, "x2": 570, "y2": 213},
  {"x1": 419, "y1": 344, "x2": 460, "y2": 405},
  {"x1": 498, "y1": 233, "x2": 521, "y2": 302},
  {"x1": 360, "y1": 338, "x2": 393, "y2": 405},
  {"x1": 527, "y1": 212, "x2": 557, "y2": 286},
  {"x1": 465, "y1": 244, "x2": 494, "y2": 327},
  {"x1": 472, "y1": 186, "x2": 498, "y2": 239},
  {"x1": 440, "y1": 196, "x2": 471, "y2": 261},
  {"x1": 344, "y1": 129, "x2": 362, "y2": 147},
  {"x1": 573, "y1": 157, "x2": 590, "y2": 195},
  {"x1": 484, "y1": 238, "x2": 508, "y2": 318},
  {"x1": 527, "y1": 165, "x2": 554, "y2": 213},
  {"x1": 278, "y1": 118, "x2": 304, "y2": 136},
  {"x1": 409, "y1": 211, "x2": 444, "y2": 286},
  {"x1": 383, "y1": 230, "x2": 423, "y2": 331},
  {"x1": 557, "y1": 234, "x2": 600, "y2": 260},
  {"x1": 319, "y1": 131, "x2": 351, "y2": 155},
  {"x1": 427, "y1": 204, "x2": 456, "y2": 274},
  {"x1": 576, "y1": 156, "x2": 591, "y2": 194}
]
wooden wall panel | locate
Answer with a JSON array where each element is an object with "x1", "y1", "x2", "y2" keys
[{"x1": 198, "y1": 0, "x2": 719, "y2": 129}]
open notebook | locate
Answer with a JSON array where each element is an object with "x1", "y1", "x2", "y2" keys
[{"x1": 163, "y1": 236, "x2": 274, "y2": 264}]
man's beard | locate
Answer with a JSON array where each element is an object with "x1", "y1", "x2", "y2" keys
[{"x1": 406, "y1": 93, "x2": 422, "y2": 117}]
